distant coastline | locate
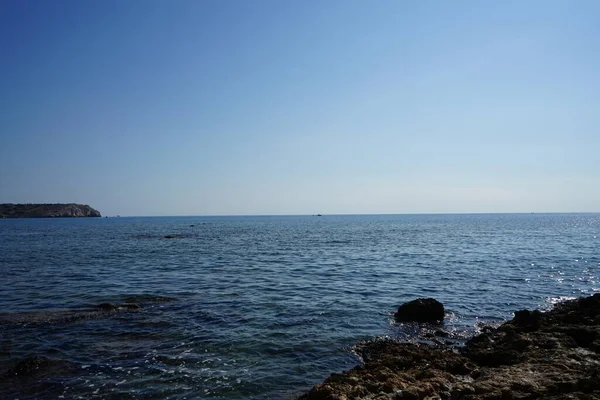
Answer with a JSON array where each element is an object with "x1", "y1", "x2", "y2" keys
[{"x1": 0, "y1": 203, "x2": 101, "y2": 218}]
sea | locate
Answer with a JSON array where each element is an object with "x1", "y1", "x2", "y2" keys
[{"x1": 0, "y1": 213, "x2": 598, "y2": 399}]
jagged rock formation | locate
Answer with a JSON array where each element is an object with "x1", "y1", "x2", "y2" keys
[
  {"x1": 300, "y1": 294, "x2": 600, "y2": 399},
  {"x1": 0, "y1": 203, "x2": 101, "y2": 218}
]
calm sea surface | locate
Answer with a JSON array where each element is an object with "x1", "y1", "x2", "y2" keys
[{"x1": 1, "y1": 214, "x2": 598, "y2": 399}]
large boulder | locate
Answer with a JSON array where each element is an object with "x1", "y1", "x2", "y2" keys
[{"x1": 394, "y1": 298, "x2": 445, "y2": 323}]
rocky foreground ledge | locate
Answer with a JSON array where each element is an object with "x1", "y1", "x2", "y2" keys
[
  {"x1": 300, "y1": 294, "x2": 600, "y2": 400},
  {"x1": 0, "y1": 203, "x2": 101, "y2": 218}
]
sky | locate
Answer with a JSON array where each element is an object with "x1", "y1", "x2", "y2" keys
[{"x1": 1, "y1": 0, "x2": 599, "y2": 216}]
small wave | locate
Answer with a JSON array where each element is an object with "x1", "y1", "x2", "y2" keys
[{"x1": 545, "y1": 296, "x2": 577, "y2": 310}]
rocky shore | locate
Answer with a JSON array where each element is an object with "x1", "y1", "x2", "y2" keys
[
  {"x1": 300, "y1": 294, "x2": 600, "y2": 400},
  {"x1": 0, "y1": 203, "x2": 101, "y2": 218}
]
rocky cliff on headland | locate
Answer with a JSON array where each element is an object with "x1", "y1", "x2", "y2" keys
[
  {"x1": 300, "y1": 294, "x2": 600, "y2": 400},
  {"x1": 0, "y1": 203, "x2": 101, "y2": 218}
]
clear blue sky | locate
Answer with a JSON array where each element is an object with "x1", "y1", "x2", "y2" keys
[{"x1": 1, "y1": 0, "x2": 598, "y2": 216}]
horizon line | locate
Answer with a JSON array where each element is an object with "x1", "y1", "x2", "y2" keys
[{"x1": 102, "y1": 211, "x2": 600, "y2": 218}]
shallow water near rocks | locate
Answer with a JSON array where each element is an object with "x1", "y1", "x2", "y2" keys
[{"x1": 0, "y1": 213, "x2": 598, "y2": 399}]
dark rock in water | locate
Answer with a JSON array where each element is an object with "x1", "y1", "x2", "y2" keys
[
  {"x1": 435, "y1": 329, "x2": 450, "y2": 337},
  {"x1": 300, "y1": 294, "x2": 600, "y2": 400},
  {"x1": 164, "y1": 234, "x2": 186, "y2": 239},
  {"x1": 133, "y1": 234, "x2": 190, "y2": 239},
  {"x1": 97, "y1": 303, "x2": 118, "y2": 311},
  {"x1": 1, "y1": 356, "x2": 79, "y2": 398},
  {"x1": 0, "y1": 302, "x2": 143, "y2": 326},
  {"x1": 513, "y1": 309, "x2": 542, "y2": 328},
  {"x1": 2, "y1": 356, "x2": 74, "y2": 378},
  {"x1": 97, "y1": 302, "x2": 140, "y2": 311},
  {"x1": 122, "y1": 303, "x2": 141, "y2": 310},
  {"x1": 394, "y1": 298, "x2": 445, "y2": 323},
  {"x1": 5, "y1": 357, "x2": 54, "y2": 377}
]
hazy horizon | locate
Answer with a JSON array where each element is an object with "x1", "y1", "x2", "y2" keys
[
  {"x1": 111, "y1": 212, "x2": 600, "y2": 218},
  {"x1": 2, "y1": 1, "x2": 599, "y2": 216}
]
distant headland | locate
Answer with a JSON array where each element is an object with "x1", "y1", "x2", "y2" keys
[{"x1": 0, "y1": 203, "x2": 101, "y2": 218}]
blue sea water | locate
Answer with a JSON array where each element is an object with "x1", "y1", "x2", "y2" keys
[{"x1": 0, "y1": 213, "x2": 598, "y2": 399}]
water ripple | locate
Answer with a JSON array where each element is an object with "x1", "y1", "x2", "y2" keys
[{"x1": 0, "y1": 213, "x2": 599, "y2": 398}]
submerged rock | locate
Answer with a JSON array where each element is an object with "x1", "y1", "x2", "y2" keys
[
  {"x1": 1, "y1": 356, "x2": 77, "y2": 380},
  {"x1": 300, "y1": 294, "x2": 600, "y2": 399},
  {"x1": 163, "y1": 234, "x2": 188, "y2": 239},
  {"x1": 97, "y1": 303, "x2": 118, "y2": 311},
  {"x1": 394, "y1": 298, "x2": 445, "y2": 323},
  {"x1": 96, "y1": 302, "x2": 141, "y2": 311},
  {"x1": 0, "y1": 357, "x2": 79, "y2": 398},
  {"x1": 0, "y1": 303, "x2": 143, "y2": 326},
  {"x1": 3, "y1": 357, "x2": 60, "y2": 377}
]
